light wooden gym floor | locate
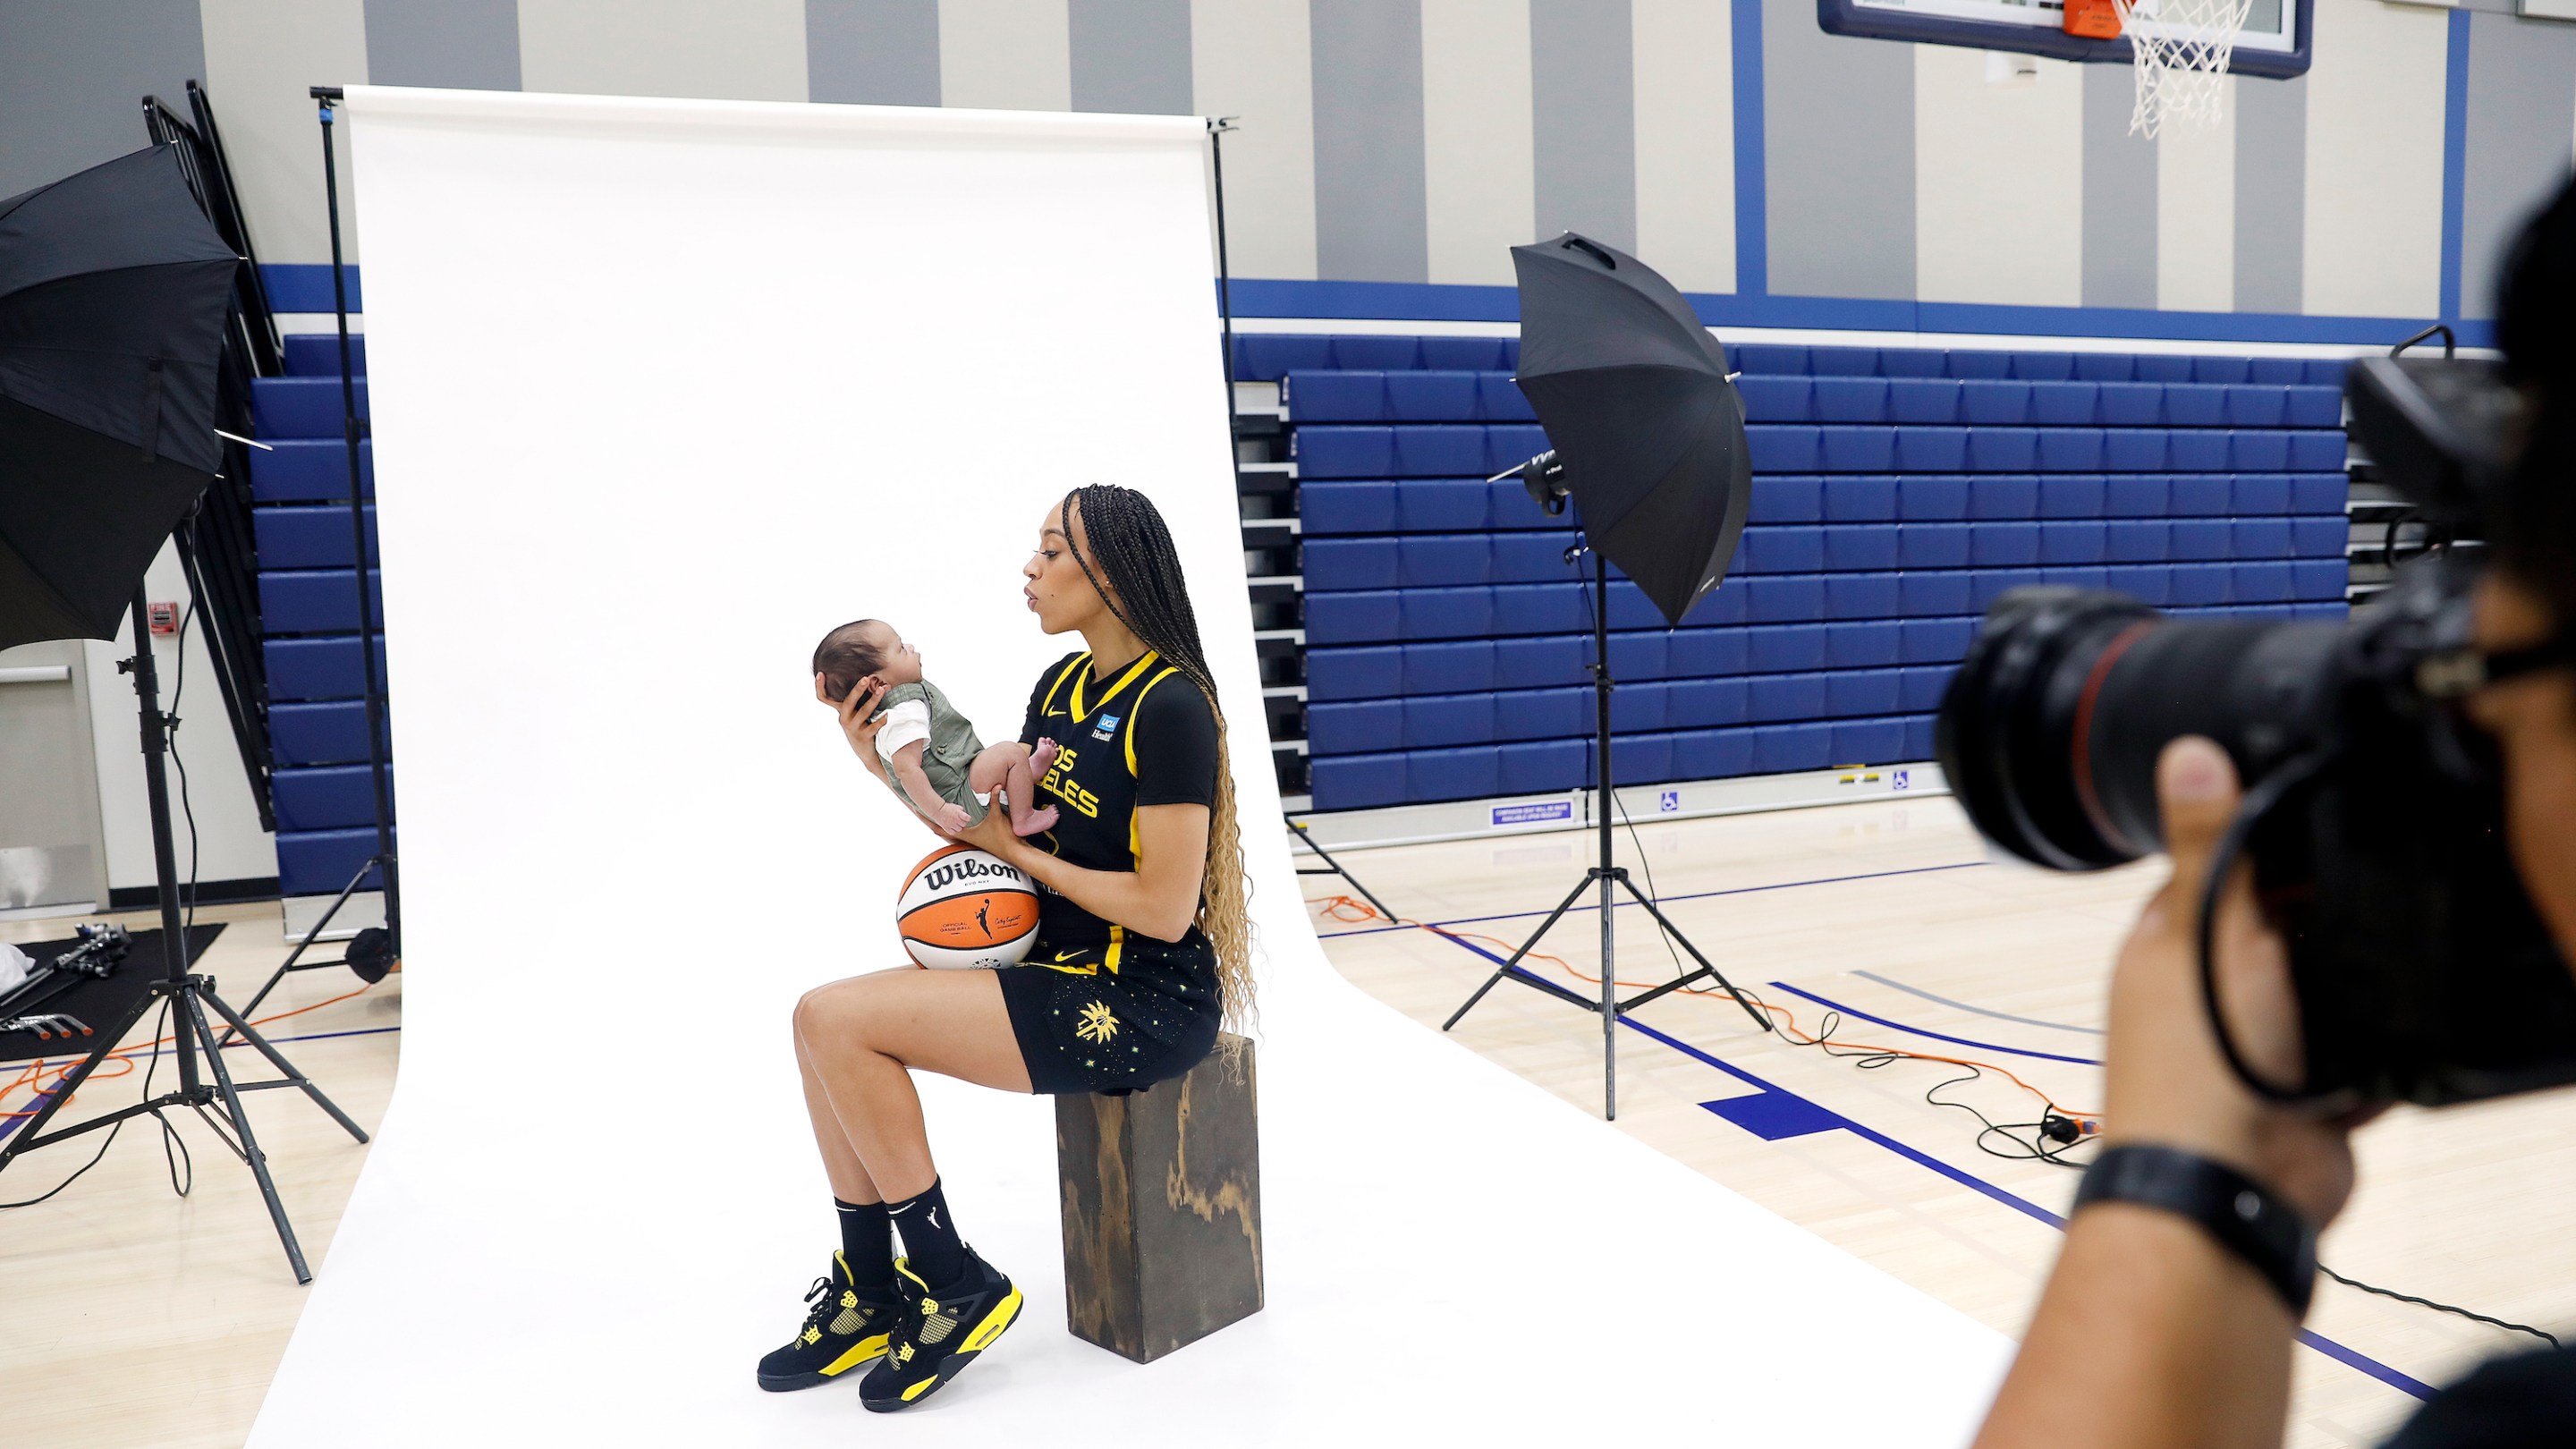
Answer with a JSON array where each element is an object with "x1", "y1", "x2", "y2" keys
[
  {"x1": 0, "y1": 902, "x2": 401, "y2": 1449},
  {"x1": 6, "y1": 795, "x2": 2569, "y2": 1447},
  {"x1": 1307, "y1": 795, "x2": 2576, "y2": 1449}
]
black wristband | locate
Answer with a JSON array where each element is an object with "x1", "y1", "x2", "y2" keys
[{"x1": 2072, "y1": 1144, "x2": 2318, "y2": 1318}]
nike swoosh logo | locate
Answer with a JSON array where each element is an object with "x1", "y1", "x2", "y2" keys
[{"x1": 1054, "y1": 950, "x2": 1080, "y2": 962}]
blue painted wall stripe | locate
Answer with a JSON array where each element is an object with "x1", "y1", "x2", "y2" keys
[
  {"x1": 2440, "y1": 10, "x2": 2472, "y2": 326},
  {"x1": 1730, "y1": 0, "x2": 1768, "y2": 299},
  {"x1": 1224, "y1": 275, "x2": 2495, "y2": 347},
  {"x1": 270, "y1": 260, "x2": 2490, "y2": 347}
]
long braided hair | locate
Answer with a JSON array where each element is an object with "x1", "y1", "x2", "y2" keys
[{"x1": 1058, "y1": 484, "x2": 1257, "y2": 1038}]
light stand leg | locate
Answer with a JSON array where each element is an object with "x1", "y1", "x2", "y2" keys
[
  {"x1": 1442, "y1": 871, "x2": 1599, "y2": 1030},
  {"x1": 1613, "y1": 873, "x2": 1771, "y2": 1031},
  {"x1": 198, "y1": 987, "x2": 369, "y2": 1144},
  {"x1": 178, "y1": 987, "x2": 311, "y2": 1283},
  {"x1": 0, "y1": 985, "x2": 165, "y2": 1167}
]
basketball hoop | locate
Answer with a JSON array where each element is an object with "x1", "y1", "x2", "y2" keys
[{"x1": 2112, "y1": 0, "x2": 2254, "y2": 138}]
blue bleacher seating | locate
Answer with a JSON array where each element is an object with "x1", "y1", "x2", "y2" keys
[
  {"x1": 253, "y1": 506, "x2": 377, "y2": 569},
  {"x1": 262, "y1": 635, "x2": 386, "y2": 700},
  {"x1": 269, "y1": 700, "x2": 387, "y2": 766},
  {"x1": 249, "y1": 438, "x2": 373, "y2": 502},
  {"x1": 258, "y1": 569, "x2": 384, "y2": 635},
  {"x1": 1255, "y1": 334, "x2": 2353, "y2": 809},
  {"x1": 275, "y1": 827, "x2": 397, "y2": 897},
  {"x1": 250, "y1": 377, "x2": 367, "y2": 439},
  {"x1": 282, "y1": 333, "x2": 366, "y2": 377},
  {"x1": 273, "y1": 765, "x2": 397, "y2": 832}
]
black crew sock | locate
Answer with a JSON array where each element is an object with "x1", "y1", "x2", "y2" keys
[
  {"x1": 835, "y1": 1198, "x2": 894, "y2": 1288},
  {"x1": 886, "y1": 1178, "x2": 966, "y2": 1287}
]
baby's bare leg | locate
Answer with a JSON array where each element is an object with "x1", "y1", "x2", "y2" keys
[{"x1": 968, "y1": 744, "x2": 1059, "y2": 836}]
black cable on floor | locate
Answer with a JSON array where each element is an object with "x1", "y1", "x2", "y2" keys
[
  {"x1": 2320, "y1": 1266, "x2": 2561, "y2": 1349},
  {"x1": 0, "y1": 998, "x2": 174, "y2": 1211}
]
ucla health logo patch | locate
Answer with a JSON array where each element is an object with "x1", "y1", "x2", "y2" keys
[{"x1": 1091, "y1": 712, "x2": 1121, "y2": 741}]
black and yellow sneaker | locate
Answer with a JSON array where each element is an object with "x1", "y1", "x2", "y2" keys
[
  {"x1": 756, "y1": 1251, "x2": 902, "y2": 1392},
  {"x1": 857, "y1": 1250, "x2": 1024, "y2": 1411}
]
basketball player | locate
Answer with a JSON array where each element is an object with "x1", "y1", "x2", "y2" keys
[{"x1": 764, "y1": 485, "x2": 1252, "y2": 1412}]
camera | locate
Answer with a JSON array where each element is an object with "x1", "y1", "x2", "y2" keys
[{"x1": 1936, "y1": 338, "x2": 2576, "y2": 1109}]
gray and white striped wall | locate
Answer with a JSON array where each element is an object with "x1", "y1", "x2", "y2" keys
[{"x1": 4, "y1": 0, "x2": 2571, "y2": 337}]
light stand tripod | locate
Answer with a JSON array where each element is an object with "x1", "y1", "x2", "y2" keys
[
  {"x1": 1443, "y1": 521, "x2": 1772, "y2": 1120},
  {"x1": 0, "y1": 591, "x2": 369, "y2": 1283}
]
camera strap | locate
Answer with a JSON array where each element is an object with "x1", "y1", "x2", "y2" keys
[
  {"x1": 2415, "y1": 632, "x2": 2576, "y2": 699},
  {"x1": 2073, "y1": 1144, "x2": 2318, "y2": 1318}
]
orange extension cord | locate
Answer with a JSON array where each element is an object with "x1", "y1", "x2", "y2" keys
[
  {"x1": 1308, "y1": 892, "x2": 2099, "y2": 1123},
  {"x1": 1, "y1": 983, "x2": 377, "y2": 1123}
]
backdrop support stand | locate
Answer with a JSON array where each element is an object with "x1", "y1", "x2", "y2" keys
[
  {"x1": 1204, "y1": 114, "x2": 1404, "y2": 930},
  {"x1": 1208, "y1": 115, "x2": 1240, "y2": 419},
  {"x1": 0, "y1": 593, "x2": 367, "y2": 1283},
  {"x1": 311, "y1": 86, "x2": 400, "y2": 962},
  {"x1": 1284, "y1": 816, "x2": 1403, "y2": 926},
  {"x1": 216, "y1": 852, "x2": 388, "y2": 1047},
  {"x1": 1441, "y1": 541, "x2": 1770, "y2": 1119}
]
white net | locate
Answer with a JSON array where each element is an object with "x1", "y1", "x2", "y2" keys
[{"x1": 2113, "y1": 0, "x2": 2256, "y2": 138}]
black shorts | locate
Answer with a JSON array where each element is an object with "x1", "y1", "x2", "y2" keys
[{"x1": 994, "y1": 935, "x2": 1221, "y2": 1097}]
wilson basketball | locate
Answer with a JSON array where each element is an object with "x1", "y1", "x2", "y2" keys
[{"x1": 895, "y1": 845, "x2": 1040, "y2": 969}]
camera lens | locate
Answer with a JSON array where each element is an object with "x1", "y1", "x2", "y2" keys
[{"x1": 1936, "y1": 589, "x2": 2342, "y2": 871}]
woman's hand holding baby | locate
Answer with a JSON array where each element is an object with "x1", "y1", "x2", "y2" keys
[
  {"x1": 947, "y1": 799, "x2": 1027, "y2": 861},
  {"x1": 819, "y1": 673, "x2": 891, "y2": 784}
]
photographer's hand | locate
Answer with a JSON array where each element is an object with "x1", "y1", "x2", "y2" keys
[
  {"x1": 2099, "y1": 735, "x2": 2365, "y2": 1224},
  {"x1": 1976, "y1": 737, "x2": 2370, "y2": 1449}
]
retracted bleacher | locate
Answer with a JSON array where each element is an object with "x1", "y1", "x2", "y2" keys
[
  {"x1": 1235, "y1": 335, "x2": 2351, "y2": 815},
  {"x1": 245, "y1": 335, "x2": 393, "y2": 899}
]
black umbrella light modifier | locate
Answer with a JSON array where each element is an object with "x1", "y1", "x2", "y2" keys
[
  {"x1": 1447, "y1": 235, "x2": 1774, "y2": 1122},
  {"x1": 0, "y1": 144, "x2": 238, "y2": 655},
  {"x1": 1506, "y1": 232, "x2": 1752, "y2": 628}
]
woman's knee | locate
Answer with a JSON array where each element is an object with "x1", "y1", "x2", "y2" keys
[{"x1": 793, "y1": 977, "x2": 882, "y2": 1052}]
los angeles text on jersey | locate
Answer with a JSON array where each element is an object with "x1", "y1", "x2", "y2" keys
[{"x1": 1038, "y1": 744, "x2": 1103, "y2": 818}]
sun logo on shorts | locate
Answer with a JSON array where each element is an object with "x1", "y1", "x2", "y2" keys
[{"x1": 1075, "y1": 1000, "x2": 1120, "y2": 1044}]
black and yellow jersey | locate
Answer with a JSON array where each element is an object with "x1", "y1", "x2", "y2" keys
[{"x1": 1016, "y1": 648, "x2": 1220, "y2": 964}]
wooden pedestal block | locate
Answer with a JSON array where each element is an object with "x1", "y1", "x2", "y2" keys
[{"x1": 1055, "y1": 1034, "x2": 1263, "y2": 1363}]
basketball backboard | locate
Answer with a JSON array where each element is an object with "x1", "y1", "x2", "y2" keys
[{"x1": 1818, "y1": 0, "x2": 2313, "y2": 78}]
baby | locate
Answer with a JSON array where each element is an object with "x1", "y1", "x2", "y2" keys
[{"x1": 812, "y1": 619, "x2": 1060, "y2": 836}]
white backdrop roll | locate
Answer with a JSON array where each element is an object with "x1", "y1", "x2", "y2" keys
[{"x1": 250, "y1": 87, "x2": 2008, "y2": 1446}]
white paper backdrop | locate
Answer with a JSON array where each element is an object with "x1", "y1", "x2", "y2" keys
[{"x1": 248, "y1": 87, "x2": 2008, "y2": 1446}]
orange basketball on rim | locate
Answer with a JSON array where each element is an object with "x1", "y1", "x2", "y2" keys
[{"x1": 895, "y1": 845, "x2": 1039, "y2": 969}]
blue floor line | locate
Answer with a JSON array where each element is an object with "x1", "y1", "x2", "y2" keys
[
  {"x1": 1315, "y1": 860, "x2": 1989, "y2": 939},
  {"x1": 1764, "y1": 981, "x2": 2106, "y2": 1068},
  {"x1": 1426, "y1": 935, "x2": 2436, "y2": 1402}
]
